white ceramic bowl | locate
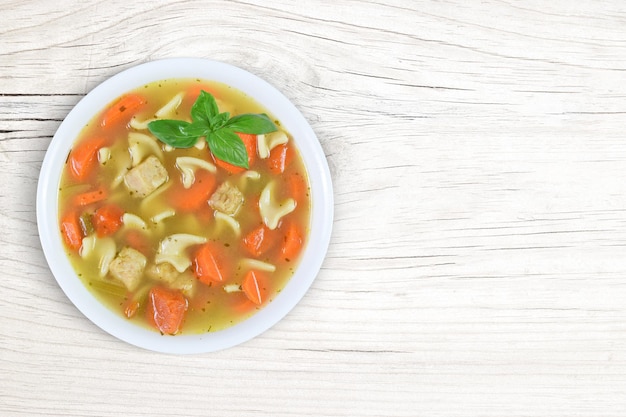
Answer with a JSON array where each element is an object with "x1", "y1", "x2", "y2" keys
[{"x1": 37, "y1": 58, "x2": 333, "y2": 354}]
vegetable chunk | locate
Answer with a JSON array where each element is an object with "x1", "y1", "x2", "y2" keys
[
  {"x1": 146, "y1": 286, "x2": 188, "y2": 335},
  {"x1": 67, "y1": 136, "x2": 108, "y2": 181},
  {"x1": 242, "y1": 225, "x2": 278, "y2": 257},
  {"x1": 109, "y1": 247, "x2": 147, "y2": 291},
  {"x1": 60, "y1": 210, "x2": 83, "y2": 252},
  {"x1": 242, "y1": 270, "x2": 267, "y2": 305},
  {"x1": 124, "y1": 155, "x2": 168, "y2": 198},
  {"x1": 193, "y1": 243, "x2": 228, "y2": 284},
  {"x1": 92, "y1": 204, "x2": 124, "y2": 237}
]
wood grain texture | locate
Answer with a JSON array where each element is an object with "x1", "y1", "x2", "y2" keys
[{"x1": 2, "y1": 0, "x2": 626, "y2": 415}]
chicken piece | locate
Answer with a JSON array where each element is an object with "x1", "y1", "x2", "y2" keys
[
  {"x1": 124, "y1": 155, "x2": 168, "y2": 198},
  {"x1": 146, "y1": 262, "x2": 180, "y2": 284},
  {"x1": 209, "y1": 182, "x2": 244, "y2": 215},
  {"x1": 108, "y1": 247, "x2": 147, "y2": 291},
  {"x1": 170, "y1": 272, "x2": 197, "y2": 298}
]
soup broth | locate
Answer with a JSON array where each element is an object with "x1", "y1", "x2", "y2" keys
[{"x1": 58, "y1": 79, "x2": 310, "y2": 335}]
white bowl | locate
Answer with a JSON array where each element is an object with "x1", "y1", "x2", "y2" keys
[{"x1": 36, "y1": 58, "x2": 333, "y2": 354}]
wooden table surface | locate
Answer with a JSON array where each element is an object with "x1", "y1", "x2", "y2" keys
[{"x1": 3, "y1": 1, "x2": 626, "y2": 415}]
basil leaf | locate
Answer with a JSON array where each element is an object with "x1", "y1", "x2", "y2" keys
[
  {"x1": 223, "y1": 113, "x2": 278, "y2": 134},
  {"x1": 191, "y1": 90, "x2": 219, "y2": 125},
  {"x1": 148, "y1": 120, "x2": 199, "y2": 148},
  {"x1": 181, "y1": 123, "x2": 210, "y2": 137},
  {"x1": 210, "y1": 112, "x2": 230, "y2": 130},
  {"x1": 207, "y1": 128, "x2": 249, "y2": 168}
]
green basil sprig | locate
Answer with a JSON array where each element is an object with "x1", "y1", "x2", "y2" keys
[{"x1": 147, "y1": 90, "x2": 277, "y2": 169}]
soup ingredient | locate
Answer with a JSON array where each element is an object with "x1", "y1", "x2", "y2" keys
[
  {"x1": 168, "y1": 169, "x2": 217, "y2": 212},
  {"x1": 288, "y1": 172, "x2": 308, "y2": 204},
  {"x1": 193, "y1": 243, "x2": 227, "y2": 284},
  {"x1": 60, "y1": 210, "x2": 83, "y2": 252},
  {"x1": 242, "y1": 270, "x2": 266, "y2": 305},
  {"x1": 146, "y1": 262, "x2": 180, "y2": 284},
  {"x1": 148, "y1": 91, "x2": 277, "y2": 168},
  {"x1": 243, "y1": 225, "x2": 278, "y2": 257},
  {"x1": 281, "y1": 221, "x2": 303, "y2": 261},
  {"x1": 155, "y1": 234, "x2": 207, "y2": 273},
  {"x1": 92, "y1": 204, "x2": 124, "y2": 237},
  {"x1": 124, "y1": 155, "x2": 169, "y2": 198},
  {"x1": 257, "y1": 131, "x2": 288, "y2": 159},
  {"x1": 101, "y1": 94, "x2": 147, "y2": 130},
  {"x1": 109, "y1": 247, "x2": 147, "y2": 291},
  {"x1": 175, "y1": 156, "x2": 217, "y2": 189},
  {"x1": 146, "y1": 286, "x2": 188, "y2": 335},
  {"x1": 268, "y1": 143, "x2": 293, "y2": 174},
  {"x1": 259, "y1": 181, "x2": 296, "y2": 230},
  {"x1": 68, "y1": 136, "x2": 108, "y2": 181},
  {"x1": 73, "y1": 186, "x2": 108, "y2": 207},
  {"x1": 213, "y1": 133, "x2": 257, "y2": 174},
  {"x1": 208, "y1": 181, "x2": 244, "y2": 215}
]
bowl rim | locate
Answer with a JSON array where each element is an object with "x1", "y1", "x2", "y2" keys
[{"x1": 36, "y1": 58, "x2": 333, "y2": 354}]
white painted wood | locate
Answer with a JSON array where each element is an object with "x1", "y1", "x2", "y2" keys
[{"x1": 2, "y1": 0, "x2": 626, "y2": 415}]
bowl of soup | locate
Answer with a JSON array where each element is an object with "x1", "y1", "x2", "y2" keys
[{"x1": 36, "y1": 58, "x2": 333, "y2": 353}]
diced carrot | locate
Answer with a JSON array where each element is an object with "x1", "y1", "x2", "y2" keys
[
  {"x1": 146, "y1": 286, "x2": 188, "y2": 335},
  {"x1": 242, "y1": 224, "x2": 278, "y2": 257},
  {"x1": 67, "y1": 136, "x2": 108, "y2": 181},
  {"x1": 287, "y1": 172, "x2": 308, "y2": 205},
  {"x1": 72, "y1": 186, "x2": 108, "y2": 207},
  {"x1": 124, "y1": 229, "x2": 151, "y2": 256},
  {"x1": 167, "y1": 169, "x2": 216, "y2": 212},
  {"x1": 100, "y1": 94, "x2": 146, "y2": 130},
  {"x1": 60, "y1": 210, "x2": 83, "y2": 251},
  {"x1": 268, "y1": 143, "x2": 293, "y2": 174},
  {"x1": 242, "y1": 270, "x2": 267, "y2": 305},
  {"x1": 281, "y1": 221, "x2": 303, "y2": 262},
  {"x1": 213, "y1": 133, "x2": 257, "y2": 174},
  {"x1": 92, "y1": 204, "x2": 124, "y2": 237},
  {"x1": 193, "y1": 243, "x2": 228, "y2": 285},
  {"x1": 123, "y1": 297, "x2": 140, "y2": 319}
]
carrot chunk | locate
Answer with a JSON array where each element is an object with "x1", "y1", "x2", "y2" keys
[
  {"x1": 193, "y1": 243, "x2": 227, "y2": 285},
  {"x1": 67, "y1": 136, "x2": 107, "y2": 181},
  {"x1": 268, "y1": 143, "x2": 293, "y2": 174},
  {"x1": 92, "y1": 204, "x2": 124, "y2": 237},
  {"x1": 146, "y1": 286, "x2": 188, "y2": 335},
  {"x1": 100, "y1": 94, "x2": 146, "y2": 129},
  {"x1": 167, "y1": 169, "x2": 216, "y2": 212},
  {"x1": 123, "y1": 297, "x2": 140, "y2": 319},
  {"x1": 242, "y1": 270, "x2": 267, "y2": 305},
  {"x1": 281, "y1": 221, "x2": 303, "y2": 261},
  {"x1": 72, "y1": 186, "x2": 108, "y2": 207},
  {"x1": 287, "y1": 172, "x2": 308, "y2": 205},
  {"x1": 60, "y1": 210, "x2": 83, "y2": 252},
  {"x1": 242, "y1": 225, "x2": 278, "y2": 257},
  {"x1": 123, "y1": 229, "x2": 151, "y2": 256},
  {"x1": 213, "y1": 133, "x2": 257, "y2": 174}
]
